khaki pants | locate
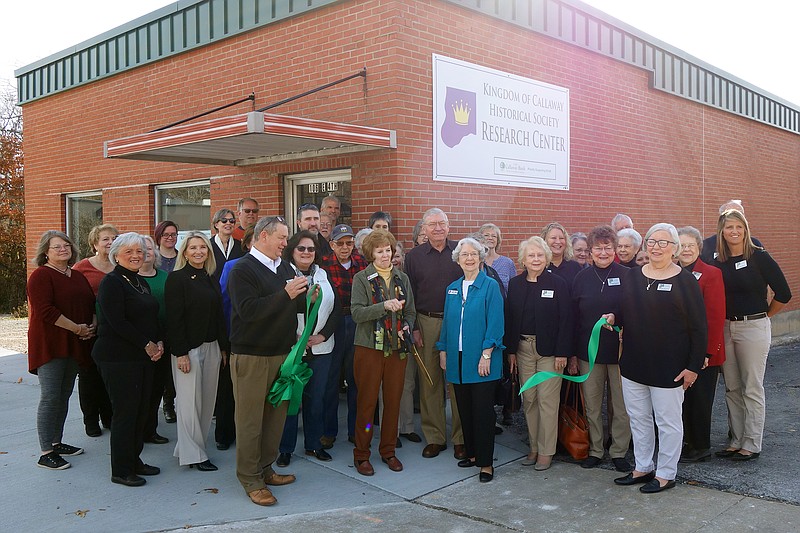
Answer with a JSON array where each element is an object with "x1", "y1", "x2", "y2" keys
[
  {"x1": 517, "y1": 336, "x2": 561, "y2": 456},
  {"x1": 416, "y1": 313, "x2": 462, "y2": 446},
  {"x1": 579, "y1": 360, "x2": 630, "y2": 458},
  {"x1": 172, "y1": 341, "x2": 221, "y2": 465},
  {"x1": 398, "y1": 354, "x2": 418, "y2": 434},
  {"x1": 722, "y1": 317, "x2": 771, "y2": 453},
  {"x1": 230, "y1": 353, "x2": 288, "y2": 494}
]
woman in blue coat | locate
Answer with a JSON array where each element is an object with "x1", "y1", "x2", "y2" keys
[{"x1": 436, "y1": 237, "x2": 505, "y2": 483}]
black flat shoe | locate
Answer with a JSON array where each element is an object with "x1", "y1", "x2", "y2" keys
[
  {"x1": 612, "y1": 457, "x2": 632, "y2": 472},
  {"x1": 679, "y1": 448, "x2": 711, "y2": 463},
  {"x1": 715, "y1": 448, "x2": 739, "y2": 458},
  {"x1": 400, "y1": 432, "x2": 422, "y2": 443},
  {"x1": 639, "y1": 478, "x2": 676, "y2": 493},
  {"x1": 136, "y1": 463, "x2": 160, "y2": 476},
  {"x1": 190, "y1": 460, "x2": 218, "y2": 471},
  {"x1": 730, "y1": 451, "x2": 760, "y2": 461},
  {"x1": 581, "y1": 456, "x2": 602, "y2": 469},
  {"x1": 396, "y1": 437, "x2": 403, "y2": 448},
  {"x1": 276, "y1": 452, "x2": 291, "y2": 467},
  {"x1": 163, "y1": 406, "x2": 176, "y2": 424},
  {"x1": 216, "y1": 442, "x2": 231, "y2": 451},
  {"x1": 112, "y1": 474, "x2": 146, "y2": 487},
  {"x1": 614, "y1": 471, "x2": 655, "y2": 486},
  {"x1": 85, "y1": 424, "x2": 102, "y2": 438},
  {"x1": 145, "y1": 434, "x2": 169, "y2": 444},
  {"x1": 479, "y1": 468, "x2": 494, "y2": 483},
  {"x1": 305, "y1": 449, "x2": 332, "y2": 462},
  {"x1": 458, "y1": 458, "x2": 477, "y2": 468}
]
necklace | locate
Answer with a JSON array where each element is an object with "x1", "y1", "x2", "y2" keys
[
  {"x1": 645, "y1": 276, "x2": 658, "y2": 291},
  {"x1": 593, "y1": 266, "x2": 611, "y2": 292},
  {"x1": 46, "y1": 262, "x2": 70, "y2": 275},
  {"x1": 121, "y1": 273, "x2": 148, "y2": 295}
]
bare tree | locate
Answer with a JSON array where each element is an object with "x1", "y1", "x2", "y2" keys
[
  {"x1": 0, "y1": 82, "x2": 22, "y2": 138},
  {"x1": 0, "y1": 82, "x2": 25, "y2": 313}
]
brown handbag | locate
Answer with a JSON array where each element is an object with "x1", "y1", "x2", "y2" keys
[{"x1": 558, "y1": 381, "x2": 590, "y2": 460}]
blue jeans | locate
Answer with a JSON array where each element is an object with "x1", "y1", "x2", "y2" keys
[
  {"x1": 323, "y1": 315, "x2": 357, "y2": 439},
  {"x1": 36, "y1": 358, "x2": 79, "y2": 452},
  {"x1": 279, "y1": 352, "x2": 332, "y2": 453}
]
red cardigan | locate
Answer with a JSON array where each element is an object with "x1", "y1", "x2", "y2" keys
[
  {"x1": 26, "y1": 266, "x2": 95, "y2": 373},
  {"x1": 692, "y1": 259, "x2": 726, "y2": 366}
]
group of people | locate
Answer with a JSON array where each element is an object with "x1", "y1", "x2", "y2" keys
[{"x1": 26, "y1": 197, "x2": 790, "y2": 503}]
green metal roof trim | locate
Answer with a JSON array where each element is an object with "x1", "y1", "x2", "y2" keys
[
  {"x1": 15, "y1": 0, "x2": 342, "y2": 105},
  {"x1": 446, "y1": 0, "x2": 799, "y2": 135}
]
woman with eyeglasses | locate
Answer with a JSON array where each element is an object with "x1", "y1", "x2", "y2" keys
[
  {"x1": 27, "y1": 231, "x2": 96, "y2": 470},
  {"x1": 166, "y1": 231, "x2": 229, "y2": 472},
  {"x1": 73, "y1": 223, "x2": 118, "y2": 437},
  {"x1": 570, "y1": 226, "x2": 631, "y2": 471},
  {"x1": 712, "y1": 210, "x2": 790, "y2": 461},
  {"x1": 210, "y1": 208, "x2": 245, "y2": 281},
  {"x1": 154, "y1": 221, "x2": 179, "y2": 273},
  {"x1": 276, "y1": 230, "x2": 341, "y2": 466},
  {"x1": 436, "y1": 237, "x2": 504, "y2": 482},
  {"x1": 350, "y1": 230, "x2": 415, "y2": 476},
  {"x1": 675, "y1": 226, "x2": 726, "y2": 463},
  {"x1": 570, "y1": 232, "x2": 591, "y2": 268},
  {"x1": 606, "y1": 223, "x2": 706, "y2": 494}
]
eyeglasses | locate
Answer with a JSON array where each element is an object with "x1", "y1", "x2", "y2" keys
[
  {"x1": 458, "y1": 252, "x2": 480, "y2": 259},
  {"x1": 296, "y1": 246, "x2": 316, "y2": 253},
  {"x1": 242, "y1": 208, "x2": 260, "y2": 214},
  {"x1": 573, "y1": 249, "x2": 589, "y2": 255},
  {"x1": 333, "y1": 240, "x2": 355, "y2": 247},
  {"x1": 591, "y1": 246, "x2": 614, "y2": 253},
  {"x1": 645, "y1": 239, "x2": 676, "y2": 249},
  {"x1": 218, "y1": 218, "x2": 235, "y2": 224},
  {"x1": 680, "y1": 243, "x2": 698, "y2": 249},
  {"x1": 162, "y1": 233, "x2": 178, "y2": 239},
  {"x1": 426, "y1": 221, "x2": 448, "y2": 229},
  {"x1": 49, "y1": 244, "x2": 71, "y2": 251}
]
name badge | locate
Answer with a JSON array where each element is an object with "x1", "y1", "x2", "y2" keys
[
  {"x1": 448, "y1": 289, "x2": 458, "y2": 295},
  {"x1": 367, "y1": 272, "x2": 379, "y2": 280},
  {"x1": 607, "y1": 277, "x2": 620, "y2": 286},
  {"x1": 541, "y1": 290, "x2": 554, "y2": 298},
  {"x1": 693, "y1": 271, "x2": 702, "y2": 280},
  {"x1": 735, "y1": 260, "x2": 748, "y2": 270},
  {"x1": 657, "y1": 283, "x2": 672, "y2": 292},
  {"x1": 713, "y1": 252, "x2": 718, "y2": 259}
]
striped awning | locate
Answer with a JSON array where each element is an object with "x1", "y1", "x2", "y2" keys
[{"x1": 105, "y1": 111, "x2": 396, "y2": 166}]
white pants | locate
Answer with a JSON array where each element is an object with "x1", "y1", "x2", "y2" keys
[
  {"x1": 622, "y1": 377, "x2": 684, "y2": 481},
  {"x1": 722, "y1": 317, "x2": 771, "y2": 453},
  {"x1": 172, "y1": 342, "x2": 222, "y2": 465}
]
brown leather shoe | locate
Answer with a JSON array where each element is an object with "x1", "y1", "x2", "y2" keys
[
  {"x1": 248, "y1": 488, "x2": 277, "y2": 506},
  {"x1": 264, "y1": 472, "x2": 296, "y2": 486},
  {"x1": 381, "y1": 456, "x2": 403, "y2": 472},
  {"x1": 422, "y1": 443, "x2": 446, "y2": 458},
  {"x1": 453, "y1": 444, "x2": 467, "y2": 460},
  {"x1": 355, "y1": 459, "x2": 374, "y2": 476}
]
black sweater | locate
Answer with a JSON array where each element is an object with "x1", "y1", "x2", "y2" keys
[
  {"x1": 712, "y1": 249, "x2": 791, "y2": 317},
  {"x1": 227, "y1": 254, "x2": 304, "y2": 356},
  {"x1": 211, "y1": 237, "x2": 245, "y2": 281},
  {"x1": 505, "y1": 270, "x2": 573, "y2": 356},
  {"x1": 619, "y1": 267, "x2": 707, "y2": 387},
  {"x1": 93, "y1": 265, "x2": 162, "y2": 364},
  {"x1": 165, "y1": 265, "x2": 230, "y2": 356},
  {"x1": 571, "y1": 262, "x2": 629, "y2": 363}
]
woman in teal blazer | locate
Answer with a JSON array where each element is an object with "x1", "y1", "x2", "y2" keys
[{"x1": 436, "y1": 237, "x2": 504, "y2": 482}]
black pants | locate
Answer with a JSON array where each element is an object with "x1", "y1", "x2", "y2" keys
[
  {"x1": 682, "y1": 365, "x2": 720, "y2": 451},
  {"x1": 453, "y1": 380, "x2": 498, "y2": 468},
  {"x1": 97, "y1": 360, "x2": 153, "y2": 478},
  {"x1": 143, "y1": 352, "x2": 172, "y2": 438},
  {"x1": 214, "y1": 361, "x2": 236, "y2": 446},
  {"x1": 78, "y1": 360, "x2": 112, "y2": 427}
]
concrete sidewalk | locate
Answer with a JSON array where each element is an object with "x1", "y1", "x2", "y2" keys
[{"x1": 1, "y1": 346, "x2": 799, "y2": 532}]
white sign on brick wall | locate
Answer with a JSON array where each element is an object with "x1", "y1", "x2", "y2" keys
[{"x1": 432, "y1": 54, "x2": 570, "y2": 190}]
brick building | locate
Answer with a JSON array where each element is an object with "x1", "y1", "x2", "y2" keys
[{"x1": 17, "y1": 0, "x2": 799, "y2": 333}]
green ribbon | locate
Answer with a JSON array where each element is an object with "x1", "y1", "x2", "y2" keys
[
  {"x1": 519, "y1": 317, "x2": 621, "y2": 395},
  {"x1": 267, "y1": 285, "x2": 322, "y2": 416}
]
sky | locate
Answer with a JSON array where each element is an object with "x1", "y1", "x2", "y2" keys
[{"x1": 1, "y1": 0, "x2": 799, "y2": 107}]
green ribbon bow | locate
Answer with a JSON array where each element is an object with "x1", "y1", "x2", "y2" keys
[
  {"x1": 519, "y1": 317, "x2": 621, "y2": 395},
  {"x1": 267, "y1": 285, "x2": 322, "y2": 415}
]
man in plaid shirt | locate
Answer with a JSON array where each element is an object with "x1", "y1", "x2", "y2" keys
[{"x1": 320, "y1": 224, "x2": 369, "y2": 449}]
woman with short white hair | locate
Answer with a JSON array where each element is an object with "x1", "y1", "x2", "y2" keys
[
  {"x1": 616, "y1": 228, "x2": 642, "y2": 269},
  {"x1": 606, "y1": 223, "x2": 707, "y2": 493}
]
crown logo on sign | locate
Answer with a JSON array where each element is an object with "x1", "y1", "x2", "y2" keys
[{"x1": 452, "y1": 100, "x2": 471, "y2": 126}]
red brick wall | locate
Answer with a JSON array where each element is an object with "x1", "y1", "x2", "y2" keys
[{"x1": 22, "y1": 0, "x2": 798, "y2": 312}]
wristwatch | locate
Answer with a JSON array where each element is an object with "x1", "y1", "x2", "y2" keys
[{"x1": 481, "y1": 352, "x2": 491, "y2": 360}]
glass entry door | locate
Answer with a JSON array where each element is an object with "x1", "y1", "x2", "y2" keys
[{"x1": 284, "y1": 169, "x2": 352, "y2": 230}]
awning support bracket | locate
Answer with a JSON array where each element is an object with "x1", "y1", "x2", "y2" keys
[
  {"x1": 256, "y1": 68, "x2": 367, "y2": 112},
  {"x1": 151, "y1": 93, "x2": 256, "y2": 132}
]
